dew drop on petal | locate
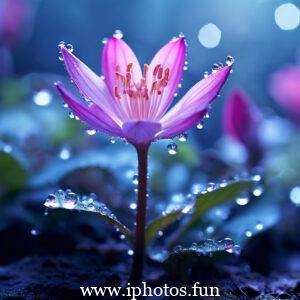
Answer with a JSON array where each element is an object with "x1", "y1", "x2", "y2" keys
[
  {"x1": 203, "y1": 71, "x2": 209, "y2": 78},
  {"x1": 226, "y1": 55, "x2": 235, "y2": 66},
  {"x1": 196, "y1": 121, "x2": 204, "y2": 129},
  {"x1": 113, "y1": 29, "x2": 123, "y2": 39},
  {"x1": 167, "y1": 143, "x2": 178, "y2": 155},
  {"x1": 110, "y1": 137, "x2": 116, "y2": 144},
  {"x1": 66, "y1": 43, "x2": 74, "y2": 52},
  {"x1": 178, "y1": 133, "x2": 188, "y2": 142},
  {"x1": 85, "y1": 128, "x2": 97, "y2": 136},
  {"x1": 102, "y1": 37, "x2": 108, "y2": 44}
]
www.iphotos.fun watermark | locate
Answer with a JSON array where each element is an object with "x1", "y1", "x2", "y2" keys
[{"x1": 80, "y1": 282, "x2": 220, "y2": 299}]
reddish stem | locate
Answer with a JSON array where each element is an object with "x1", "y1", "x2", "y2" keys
[{"x1": 129, "y1": 144, "x2": 149, "y2": 285}]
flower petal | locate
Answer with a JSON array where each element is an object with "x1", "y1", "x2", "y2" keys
[
  {"x1": 102, "y1": 37, "x2": 142, "y2": 96},
  {"x1": 122, "y1": 121, "x2": 161, "y2": 145},
  {"x1": 148, "y1": 37, "x2": 186, "y2": 120},
  {"x1": 56, "y1": 82, "x2": 124, "y2": 137},
  {"x1": 156, "y1": 109, "x2": 208, "y2": 139},
  {"x1": 159, "y1": 66, "x2": 232, "y2": 138},
  {"x1": 223, "y1": 89, "x2": 262, "y2": 146},
  {"x1": 60, "y1": 46, "x2": 121, "y2": 123}
]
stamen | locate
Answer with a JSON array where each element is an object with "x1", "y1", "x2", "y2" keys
[{"x1": 113, "y1": 63, "x2": 171, "y2": 103}]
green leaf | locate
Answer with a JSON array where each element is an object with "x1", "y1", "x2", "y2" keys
[
  {"x1": 188, "y1": 180, "x2": 253, "y2": 229},
  {"x1": 0, "y1": 151, "x2": 27, "y2": 198},
  {"x1": 168, "y1": 180, "x2": 253, "y2": 248},
  {"x1": 145, "y1": 208, "x2": 185, "y2": 246},
  {"x1": 45, "y1": 190, "x2": 133, "y2": 242},
  {"x1": 163, "y1": 239, "x2": 235, "y2": 279}
]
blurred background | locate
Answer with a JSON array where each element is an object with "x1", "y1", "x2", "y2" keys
[{"x1": 1, "y1": 0, "x2": 300, "y2": 297}]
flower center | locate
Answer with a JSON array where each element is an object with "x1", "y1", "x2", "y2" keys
[{"x1": 114, "y1": 63, "x2": 170, "y2": 101}]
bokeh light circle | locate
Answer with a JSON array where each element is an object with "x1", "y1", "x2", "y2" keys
[
  {"x1": 275, "y1": 3, "x2": 300, "y2": 30},
  {"x1": 198, "y1": 23, "x2": 221, "y2": 48}
]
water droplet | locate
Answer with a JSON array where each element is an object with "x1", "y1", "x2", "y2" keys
[
  {"x1": 196, "y1": 121, "x2": 204, "y2": 129},
  {"x1": 63, "y1": 103, "x2": 68, "y2": 108},
  {"x1": 206, "y1": 226, "x2": 215, "y2": 234},
  {"x1": 44, "y1": 194, "x2": 59, "y2": 208},
  {"x1": 212, "y1": 63, "x2": 220, "y2": 73},
  {"x1": 178, "y1": 83, "x2": 182, "y2": 88},
  {"x1": 178, "y1": 133, "x2": 188, "y2": 142},
  {"x1": 85, "y1": 128, "x2": 97, "y2": 136},
  {"x1": 129, "y1": 202, "x2": 137, "y2": 210},
  {"x1": 236, "y1": 195, "x2": 249, "y2": 206},
  {"x1": 178, "y1": 32, "x2": 185, "y2": 38},
  {"x1": 167, "y1": 143, "x2": 178, "y2": 155},
  {"x1": 102, "y1": 37, "x2": 108, "y2": 44},
  {"x1": 206, "y1": 182, "x2": 216, "y2": 192},
  {"x1": 132, "y1": 174, "x2": 138, "y2": 185},
  {"x1": 69, "y1": 111, "x2": 75, "y2": 119},
  {"x1": 127, "y1": 249, "x2": 134, "y2": 256},
  {"x1": 253, "y1": 186, "x2": 264, "y2": 197},
  {"x1": 252, "y1": 174, "x2": 262, "y2": 182},
  {"x1": 66, "y1": 43, "x2": 74, "y2": 52},
  {"x1": 203, "y1": 71, "x2": 209, "y2": 78},
  {"x1": 204, "y1": 112, "x2": 210, "y2": 119},
  {"x1": 245, "y1": 230, "x2": 252, "y2": 237},
  {"x1": 30, "y1": 229, "x2": 40, "y2": 236},
  {"x1": 113, "y1": 29, "x2": 123, "y2": 39},
  {"x1": 183, "y1": 66, "x2": 188, "y2": 71},
  {"x1": 110, "y1": 137, "x2": 116, "y2": 144},
  {"x1": 120, "y1": 234, "x2": 125, "y2": 240},
  {"x1": 232, "y1": 245, "x2": 241, "y2": 255},
  {"x1": 226, "y1": 55, "x2": 235, "y2": 66},
  {"x1": 59, "y1": 147, "x2": 71, "y2": 160},
  {"x1": 55, "y1": 189, "x2": 65, "y2": 202},
  {"x1": 63, "y1": 192, "x2": 78, "y2": 209},
  {"x1": 256, "y1": 222, "x2": 264, "y2": 231},
  {"x1": 219, "y1": 179, "x2": 228, "y2": 187}
]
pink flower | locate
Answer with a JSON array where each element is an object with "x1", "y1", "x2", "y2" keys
[
  {"x1": 223, "y1": 89, "x2": 263, "y2": 164},
  {"x1": 0, "y1": 0, "x2": 32, "y2": 47},
  {"x1": 56, "y1": 34, "x2": 232, "y2": 146},
  {"x1": 269, "y1": 64, "x2": 300, "y2": 124}
]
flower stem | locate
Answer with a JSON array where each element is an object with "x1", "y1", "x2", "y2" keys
[{"x1": 129, "y1": 144, "x2": 149, "y2": 285}]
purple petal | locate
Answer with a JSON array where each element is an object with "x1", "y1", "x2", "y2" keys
[
  {"x1": 160, "y1": 66, "x2": 232, "y2": 136},
  {"x1": 60, "y1": 46, "x2": 122, "y2": 122},
  {"x1": 157, "y1": 109, "x2": 207, "y2": 139},
  {"x1": 56, "y1": 83, "x2": 123, "y2": 137},
  {"x1": 148, "y1": 37, "x2": 186, "y2": 120},
  {"x1": 102, "y1": 37, "x2": 142, "y2": 97},
  {"x1": 223, "y1": 89, "x2": 262, "y2": 146},
  {"x1": 122, "y1": 121, "x2": 161, "y2": 145}
]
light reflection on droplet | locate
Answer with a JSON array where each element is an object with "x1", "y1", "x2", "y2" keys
[{"x1": 198, "y1": 23, "x2": 221, "y2": 48}]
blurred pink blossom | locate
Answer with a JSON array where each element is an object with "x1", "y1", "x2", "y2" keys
[
  {"x1": 269, "y1": 64, "x2": 300, "y2": 124},
  {"x1": 223, "y1": 89, "x2": 263, "y2": 164}
]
